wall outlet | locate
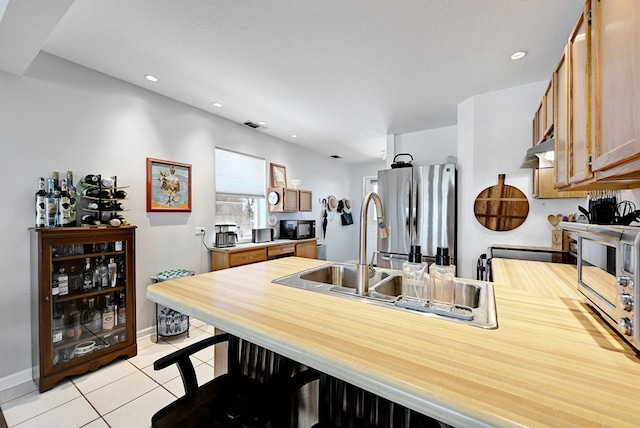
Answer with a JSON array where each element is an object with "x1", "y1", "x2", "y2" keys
[{"x1": 194, "y1": 227, "x2": 206, "y2": 236}]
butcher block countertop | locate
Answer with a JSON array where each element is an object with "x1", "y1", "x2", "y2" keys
[{"x1": 147, "y1": 257, "x2": 640, "y2": 427}]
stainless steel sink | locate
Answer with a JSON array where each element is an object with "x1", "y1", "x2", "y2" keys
[{"x1": 272, "y1": 263, "x2": 497, "y2": 329}]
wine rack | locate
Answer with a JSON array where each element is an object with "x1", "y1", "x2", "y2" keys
[
  {"x1": 30, "y1": 226, "x2": 137, "y2": 392},
  {"x1": 78, "y1": 175, "x2": 129, "y2": 226}
]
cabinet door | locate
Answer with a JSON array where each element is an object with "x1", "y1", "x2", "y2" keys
[
  {"x1": 536, "y1": 103, "x2": 545, "y2": 143},
  {"x1": 543, "y1": 81, "x2": 554, "y2": 138},
  {"x1": 295, "y1": 240, "x2": 318, "y2": 259},
  {"x1": 299, "y1": 190, "x2": 313, "y2": 212},
  {"x1": 568, "y1": 5, "x2": 592, "y2": 185},
  {"x1": 591, "y1": 0, "x2": 640, "y2": 178},
  {"x1": 554, "y1": 48, "x2": 570, "y2": 188},
  {"x1": 282, "y1": 188, "x2": 299, "y2": 211}
]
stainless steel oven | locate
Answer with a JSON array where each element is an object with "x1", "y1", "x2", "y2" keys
[{"x1": 561, "y1": 222, "x2": 640, "y2": 351}]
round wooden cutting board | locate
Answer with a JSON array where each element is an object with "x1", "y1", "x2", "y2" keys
[{"x1": 474, "y1": 174, "x2": 529, "y2": 231}]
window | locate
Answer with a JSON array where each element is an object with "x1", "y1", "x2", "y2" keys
[{"x1": 215, "y1": 148, "x2": 266, "y2": 241}]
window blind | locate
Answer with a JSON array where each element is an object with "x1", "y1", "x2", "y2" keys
[{"x1": 215, "y1": 148, "x2": 266, "y2": 197}]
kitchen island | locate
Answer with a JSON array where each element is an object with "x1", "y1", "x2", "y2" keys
[{"x1": 146, "y1": 257, "x2": 640, "y2": 427}]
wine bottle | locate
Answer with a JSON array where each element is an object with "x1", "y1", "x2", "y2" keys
[
  {"x1": 67, "y1": 171, "x2": 77, "y2": 226},
  {"x1": 101, "y1": 176, "x2": 114, "y2": 188},
  {"x1": 83, "y1": 174, "x2": 100, "y2": 185},
  {"x1": 83, "y1": 188, "x2": 111, "y2": 199},
  {"x1": 44, "y1": 177, "x2": 57, "y2": 228},
  {"x1": 113, "y1": 189, "x2": 127, "y2": 199},
  {"x1": 81, "y1": 214, "x2": 100, "y2": 226},
  {"x1": 35, "y1": 177, "x2": 46, "y2": 227},
  {"x1": 58, "y1": 178, "x2": 73, "y2": 227}
]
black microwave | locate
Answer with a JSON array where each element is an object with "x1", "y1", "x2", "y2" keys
[{"x1": 280, "y1": 220, "x2": 316, "y2": 240}]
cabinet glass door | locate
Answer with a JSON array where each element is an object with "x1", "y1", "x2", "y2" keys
[{"x1": 49, "y1": 239, "x2": 128, "y2": 367}]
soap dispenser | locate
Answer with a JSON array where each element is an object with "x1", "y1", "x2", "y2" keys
[
  {"x1": 429, "y1": 247, "x2": 456, "y2": 311},
  {"x1": 402, "y1": 245, "x2": 427, "y2": 302}
]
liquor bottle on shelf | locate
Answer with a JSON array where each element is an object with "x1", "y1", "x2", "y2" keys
[
  {"x1": 58, "y1": 178, "x2": 73, "y2": 227},
  {"x1": 52, "y1": 304, "x2": 65, "y2": 345},
  {"x1": 52, "y1": 171, "x2": 60, "y2": 196},
  {"x1": 102, "y1": 294, "x2": 115, "y2": 331},
  {"x1": 117, "y1": 291, "x2": 126, "y2": 325},
  {"x1": 52, "y1": 269, "x2": 60, "y2": 296},
  {"x1": 67, "y1": 301, "x2": 81, "y2": 341},
  {"x1": 90, "y1": 297, "x2": 101, "y2": 333},
  {"x1": 92, "y1": 259, "x2": 101, "y2": 290},
  {"x1": 82, "y1": 258, "x2": 92, "y2": 292},
  {"x1": 35, "y1": 177, "x2": 46, "y2": 227},
  {"x1": 58, "y1": 267, "x2": 69, "y2": 296},
  {"x1": 67, "y1": 171, "x2": 77, "y2": 226},
  {"x1": 69, "y1": 265, "x2": 81, "y2": 292},
  {"x1": 100, "y1": 259, "x2": 109, "y2": 289},
  {"x1": 44, "y1": 177, "x2": 57, "y2": 228},
  {"x1": 108, "y1": 258, "x2": 117, "y2": 288},
  {"x1": 117, "y1": 259, "x2": 125, "y2": 286}
]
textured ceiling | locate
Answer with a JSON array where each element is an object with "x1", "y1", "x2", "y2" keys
[{"x1": 0, "y1": 0, "x2": 585, "y2": 163}]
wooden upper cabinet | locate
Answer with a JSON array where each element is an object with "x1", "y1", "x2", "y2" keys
[
  {"x1": 568, "y1": 3, "x2": 592, "y2": 185},
  {"x1": 554, "y1": 48, "x2": 570, "y2": 189},
  {"x1": 543, "y1": 81, "x2": 554, "y2": 138},
  {"x1": 536, "y1": 102, "x2": 545, "y2": 143},
  {"x1": 591, "y1": 0, "x2": 640, "y2": 180}
]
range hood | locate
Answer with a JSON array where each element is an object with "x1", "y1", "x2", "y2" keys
[{"x1": 520, "y1": 138, "x2": 555, "y2": 169}]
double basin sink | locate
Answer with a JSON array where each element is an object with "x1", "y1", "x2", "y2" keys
[{"x1": 272, "y1": 262, "x2": 497, "y2": 329}]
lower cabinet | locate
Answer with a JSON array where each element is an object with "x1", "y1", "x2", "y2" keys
[
  {"x1": 295, "y1": 240, "x2": 318, "y2": 259},
  {"x1": 211, "y1": 239, "x2": 317, "y2": 270},
  {"x1": 30, "y1": 226, "x2": 137, "y2": 392}
]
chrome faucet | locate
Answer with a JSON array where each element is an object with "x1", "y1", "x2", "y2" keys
[{"x1": 356, "y1": 191, "x2": 389, "y2": 296}]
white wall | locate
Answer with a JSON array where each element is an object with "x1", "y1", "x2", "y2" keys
[
  {"x1": 456, "y1": 82, "x2": 589, "y2": 278},
  {"x1": 0, "y1": 52, "x2": 362, "y2": 388},
  {"x1": 395, "y1": 125, "x2": 458, "y2": 165}
]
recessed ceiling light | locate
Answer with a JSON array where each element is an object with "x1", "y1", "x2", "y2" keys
[
  {"x1": 144, "y1": 74, "x2": 159, "y2": 82},
  {"x1": 291, "y1": 134, "x2": 298, "y2": 138},
  {"x1": 510, "y1": 51, "x2": 527, "y2": 60},
  {"x1": 212, "y1": 102, "x2": 223, "y2": 108},
  {"x1": 258, "y1": 121, "x2": 267, "y2": 126}
]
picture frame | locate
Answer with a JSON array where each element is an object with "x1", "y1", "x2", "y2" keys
[
  {"x1": 270, "y1": 163, "x2": 287, "y2": 188},
  {"x1": 146, "y1": 157, "x2": 192, "y2": 212}
]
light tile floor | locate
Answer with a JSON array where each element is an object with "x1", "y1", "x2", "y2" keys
[{"x1": 0, "y1": 319, "x2": 216, "y2": 428}]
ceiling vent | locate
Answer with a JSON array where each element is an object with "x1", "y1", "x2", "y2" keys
[{"x1": 242, "y1": 121, "x2": 266, "y2": 130}]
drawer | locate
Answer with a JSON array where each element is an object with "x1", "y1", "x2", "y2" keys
[
  {"x1": 268, "y1": 244, "x2": 296, "y2": 258},
  {"x1": 229, "y1": 248, "x2": 267, "y2": 267}
]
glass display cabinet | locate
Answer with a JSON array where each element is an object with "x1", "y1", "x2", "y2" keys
[{"x1": 30, "y1": 226, "x2": 137, "y2": 392}]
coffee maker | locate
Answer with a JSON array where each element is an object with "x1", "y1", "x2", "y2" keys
[{"x1": 214, "y1": 224, "x2": 238, "y2": 248}]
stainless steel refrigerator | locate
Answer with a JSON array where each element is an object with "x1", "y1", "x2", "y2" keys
[{"x1": 376, "y1": 163, "x2": 456, "y2": 269}]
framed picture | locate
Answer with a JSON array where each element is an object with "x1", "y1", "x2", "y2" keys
[
  {"x1": 270, "y1": 163, "x2": 287, "y2": 187},
  {"x1": 146, "y1": 158, "x2": 192, "y2": 212}
]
